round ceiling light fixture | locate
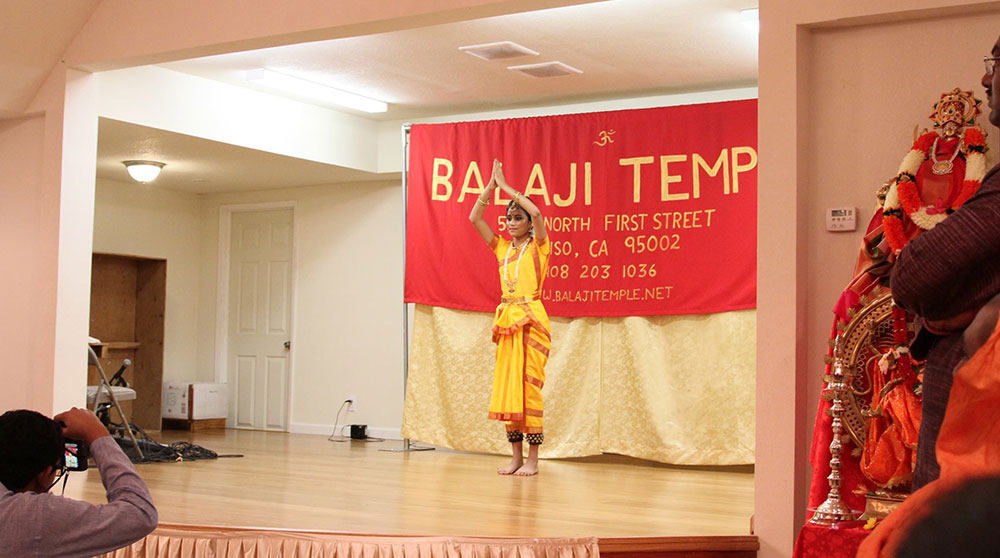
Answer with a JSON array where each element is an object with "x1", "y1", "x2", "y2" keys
[{"x1": 123, "y1": 160, "x2": 166, "y2": 183}]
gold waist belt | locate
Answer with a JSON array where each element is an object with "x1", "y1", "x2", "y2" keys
[{"x1": 501, "y1": 295, "x2": 535, "y2": 304}]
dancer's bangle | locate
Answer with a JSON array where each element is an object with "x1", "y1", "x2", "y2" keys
[
  {"x1": 477, "y1": 197, "x2": 490, "y2": 206},
  {"x1": 515, "y1": 191, "x2": 522, "y2": 203}
]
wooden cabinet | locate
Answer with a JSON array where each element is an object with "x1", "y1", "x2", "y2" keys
[{"x1": 89, "y1": 253, "x2": 166, "y2": 430}]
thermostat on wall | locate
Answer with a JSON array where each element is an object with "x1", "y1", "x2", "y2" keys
[{"x1": 826, "y1": 207, "x2": 857, "y2": 232}]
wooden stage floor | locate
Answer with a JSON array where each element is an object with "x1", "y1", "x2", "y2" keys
[{"x1": 63, "y1": 429, "x2": 754, "y2": 539}]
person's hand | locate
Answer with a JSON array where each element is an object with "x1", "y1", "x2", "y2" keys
[
  {"x1": 923, "y1": 307, "x2": 978, "y2": 335},
  {"x1": 492, "y1": 159, "x2": 507, "y2": 187},
  {"x1": 54, "y1": 407, "x2": 110, "y2": 445},
  {"x1": 963, "y1": 296, "x2": 1000, "y2": 356}
]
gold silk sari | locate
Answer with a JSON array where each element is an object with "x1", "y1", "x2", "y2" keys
[{"x1": 488, "y1": 235, "x2": 551, "y2": 434}]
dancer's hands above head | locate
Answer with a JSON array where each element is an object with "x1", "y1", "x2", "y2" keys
[
  {"x1": 492, "y1": 159, "x2": 509, "y2": 188},
  {"x1": 488, "y1": 158, "x2": 547, "y2": 242},
  {"x1": 470, "y1": 159, "x2": 504, "y2": 244},
  {"x1": 485, "y1": 160, "x2": 499, "y2": 192}
]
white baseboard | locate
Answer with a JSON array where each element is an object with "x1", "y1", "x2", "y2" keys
[{"x1": 289, "y1": 422, "x2": 402, "y2": 440}]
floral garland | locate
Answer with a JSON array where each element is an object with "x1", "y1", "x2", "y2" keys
[{"x1": 882, "y1": 127, "x2": 986, "y2": 253}]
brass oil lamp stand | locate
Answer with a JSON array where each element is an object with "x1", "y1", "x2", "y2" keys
[{"x1": 810, "y1": 335, "x2": 858, "y2": 525}]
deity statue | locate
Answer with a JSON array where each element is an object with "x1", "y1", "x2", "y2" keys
[
  {"x1": 807, "y1": 88, "x2": 987, "y2": 520},
  {"x1": 882, "y1": 88, "x2": 987, "y2": 255}
]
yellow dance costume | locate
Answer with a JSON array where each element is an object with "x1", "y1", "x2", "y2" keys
[{"x1": 488, "y1": 235, "x2": 551, "y2": 436}]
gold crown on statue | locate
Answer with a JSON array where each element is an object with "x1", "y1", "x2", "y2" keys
[{"x1": 930, "y1": 87, "x2": 982, "y2": 136}]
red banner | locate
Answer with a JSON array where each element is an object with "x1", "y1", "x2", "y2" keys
[{"x1": 405, "y1": 100, "x2": 757, "y2": 317}]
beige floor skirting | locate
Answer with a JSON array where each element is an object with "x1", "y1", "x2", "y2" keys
[{"x1": 98, "y1": 524, "x2": 600, "y2": 558}]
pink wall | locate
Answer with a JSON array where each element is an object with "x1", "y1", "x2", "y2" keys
[
  {"x1": 759, "y1": 1, "x2": 1000, "y2": 556},
  {"x1": 5, "y1": 60, "x2": 96, "y2": 415},
  {"x1": 0, "y1": 114, "x2": 56, "y2": 413},
  {"x1": 757, "y1": 7, "x2": 810, "y2": 557}
]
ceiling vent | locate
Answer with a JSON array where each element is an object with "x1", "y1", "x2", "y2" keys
[
  {"x1": 507, "y1": 62, "x2": 583, "y2": 78},
  {"x1": 458, "y1": 41, "x2": 539, "y2": 60}
]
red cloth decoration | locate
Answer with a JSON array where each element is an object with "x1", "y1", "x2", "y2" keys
[{"x1": 794, "y1": 523, "x2": 870, "y2": 558}]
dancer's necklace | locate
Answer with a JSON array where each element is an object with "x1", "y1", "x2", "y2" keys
[{"x1": 503, "y1": 239, "x2": 530, "y2": 294}]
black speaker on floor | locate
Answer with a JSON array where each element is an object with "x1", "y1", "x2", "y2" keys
[{"x1": 350, "y1": 424, "x2": 368, "y2": 440}]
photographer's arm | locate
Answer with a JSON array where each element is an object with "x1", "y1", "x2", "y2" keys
[
  {"x1": 55, "y1": 407, "x2": 110, "y2": 444},
  {"x1": 33, "y1": 409, "x2": 158, "y2": 557}
]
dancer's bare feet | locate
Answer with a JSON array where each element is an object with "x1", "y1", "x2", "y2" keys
[
  {"x1": 513, "y1": 443, "x2": 539, "y2": 476},
  {"x1": 513, "y1": 457, "x2": 538, "y2": 476},
  {"x1": 499, "y1": 440, "x2": 524, "y2": 474},
  {"x1": 498, "y1": 455, "x2": 523, "y2": 475}
]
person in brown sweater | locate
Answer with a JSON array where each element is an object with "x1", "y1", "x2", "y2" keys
[{"x1": 890, "y1": 37, "x2": 1000, "y2": 490}]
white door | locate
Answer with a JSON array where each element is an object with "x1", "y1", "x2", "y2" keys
[{"x1": 228, "y1": 209, "x2": 293, "y2": 430}]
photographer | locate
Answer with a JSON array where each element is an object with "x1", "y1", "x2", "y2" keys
[{"x1": 0, "y1": 407, "x2": 157, "y2": 557}]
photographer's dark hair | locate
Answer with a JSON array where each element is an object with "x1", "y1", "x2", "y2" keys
[{"x1": 0, "y1": 409, "x2": 64, "y2": 490}]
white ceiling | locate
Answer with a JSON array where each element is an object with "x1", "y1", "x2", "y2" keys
[
  {"x1": 96, "y1": 0, "x2": 758, "y2": 193},
  {"x1": 97, "y1": 119, "x2": 394, "y2": 194}
]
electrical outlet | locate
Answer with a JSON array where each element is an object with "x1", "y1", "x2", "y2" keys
[{"x1": 346, "y1": 396, "x2": 357, "y2": 412}]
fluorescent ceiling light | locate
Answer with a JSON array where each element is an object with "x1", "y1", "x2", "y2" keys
[
  {"x1": 123, "y1": 160, "x2": 165, "y2": 183},
  {"x1": 245, "y1": 68, "x2": 388, "y2": 113},
  {"x1": 459, "y1": 41, "x2": 539, "y2": 60}
]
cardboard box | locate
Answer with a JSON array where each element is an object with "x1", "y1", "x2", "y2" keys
[
  {"x1": 162, "y1": 382, "x2": 189, "y2": 419},
  {"x1": 162, "y1": 382, "x2": 228, "y2": 420}
]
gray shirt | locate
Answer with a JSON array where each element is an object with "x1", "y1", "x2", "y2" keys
[{"x1": 0, "y1": 436, "x2": 157, "y2": 557}]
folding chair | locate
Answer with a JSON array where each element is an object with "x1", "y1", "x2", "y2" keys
[{"x1": 87, "y1": 346, "x2": 144, "y2": 459}]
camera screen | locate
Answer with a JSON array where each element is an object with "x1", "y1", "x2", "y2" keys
[
  {"x1": 64, "y1": 440, "x2": 88, "y2": 471},
  {"x1": 65, "y1": 442, "x2": 79, "y2": 469}
]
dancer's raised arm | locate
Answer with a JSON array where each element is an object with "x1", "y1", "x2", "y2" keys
[
  {"x1": 469, "y1": 164, "x2": 498, "y2": 245},
  {"x1": 493, "y1": 161, "x2": 547, "y2": 242}
]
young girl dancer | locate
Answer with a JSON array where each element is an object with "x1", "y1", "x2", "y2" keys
[{"x1": 468, "y1": 159, "x2": 551, "y2": 476}]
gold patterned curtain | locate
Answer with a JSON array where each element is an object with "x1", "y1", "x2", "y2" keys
[{"x1": 402, "y1": 305, "x2": 755, "y2": 465}]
